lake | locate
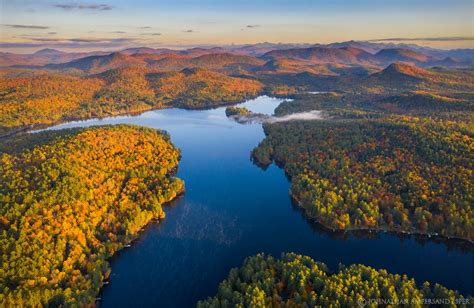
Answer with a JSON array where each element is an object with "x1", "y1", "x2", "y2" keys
[{"x1": 41, "y1": 96, "x2": 473, "y2": 307}]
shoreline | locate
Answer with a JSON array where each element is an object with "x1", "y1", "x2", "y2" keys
[
  {"x1": 95, "y1": 187, "x2": 186, "y2": 304},
  {"x1": 292, "y1": 198, "x2": 474, "y2": 245},
  {"x1": 0, "y1": 94, "x2": 266, "y2": 140},
  {"x1": 252, "y1": 138, "x2": 474, "y2": 246}
]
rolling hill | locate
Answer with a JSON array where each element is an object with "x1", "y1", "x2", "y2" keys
[
  {"x1": 2, "y1": 42, "x2": 473, "y2": 69},
  {"x1": 0, "y1": 66, "x2": 264, "y2": 133},
  {"x1": 0, "y1": 49, "x2": 108, "y2": 67},
  {"x1": 355, "y1": 63, "x2": 474, "y2": 93},
  {"x1": 41, "y1": 51, "x2": 265, "y2": 74},
  {"x1": 149, "y1": 68, "x2": 263, "y2": 108},
  {"x1": 45, "y1": 52, "x2": 145, "y2": 73},
  {"x1": 145, "y1": 53, "x2": 265, "y2": 72},
  {"x1": 371, "y1": 62, "x2": 434, "y2": 81},
  {"x1": 262, "y1": 46, "x2": 377, "y2": 65},
  {"x1": 261, "y1": 46, "x2": 454, "y2": 68},
  {"x1": 375, "y1": 48, "x2": 431, "y2": 63}
]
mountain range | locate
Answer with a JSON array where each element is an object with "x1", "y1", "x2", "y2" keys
[{"x1": 1, "y1": 41, "x2": 473, "y2": 70}]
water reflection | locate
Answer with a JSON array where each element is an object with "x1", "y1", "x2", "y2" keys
[{"x1": 39, "y1": 96, "x2": 473, "y2": 306}]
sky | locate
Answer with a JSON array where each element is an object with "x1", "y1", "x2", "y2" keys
[{"x1": 1, "y1": 0, "x2": 473, "y2": 53}]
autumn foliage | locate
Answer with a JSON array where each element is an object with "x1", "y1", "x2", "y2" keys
[
  {"x1": 252, "y1": 117, "x2": 473, "y2": 240},
  {"x1": 0, "y1": 125, "x2": 184, "y2": 305},
  {"x1": 198, "y1": 253, "x2": 471, "y2": 307},
  {"x1": 150, "y1": 68, "x2": 263, "y2": 108},
  {"x1": 0, "y1": 68, "x2": 263, "y2": 135}
]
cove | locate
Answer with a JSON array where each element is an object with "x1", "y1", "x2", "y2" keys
[{"x1": 40, "y1": 96, "x2": 473, "y2": 307}]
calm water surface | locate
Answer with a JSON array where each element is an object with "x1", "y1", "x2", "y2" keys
[{"x1": 43, "y1": 96, "x2": 473, "y2": 307}]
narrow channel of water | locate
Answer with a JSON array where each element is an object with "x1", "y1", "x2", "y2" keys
[{"x1": 41, "y1": 96, "x2": 473, "y2": 307}]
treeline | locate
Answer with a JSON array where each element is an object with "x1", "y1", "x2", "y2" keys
[
  {"x1": 0, "y1": 125, "x2": 184, "y2": 306},
  {"x1": 252, "y1": 117, "x2": 473, "y2": 240},
  {"x1": 1, "y1": 61, "x2": 472, "y2": 136},
  {"x1": 261, "y1": 63, "x2": 474, "y2": 96},
  {"x1": 274, "y1": 91, "x2": 474, "y2": 122},
  {"x1": 0, "y1": 74, "x2": 104, "y2": 136},
  {"x1": 198, "y1": 253, "x2": 471, "y2": 307},
  {"x1": 0, "y1": 67, "x2": 263, "y2": 135}
]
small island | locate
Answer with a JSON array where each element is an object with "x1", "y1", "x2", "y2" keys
[
  {"x1": 225, "y1": 106, "x2": 252, "y2": 117},
  {"x1": 225, "y1": 106, "x2": 269, "y2": 124}
]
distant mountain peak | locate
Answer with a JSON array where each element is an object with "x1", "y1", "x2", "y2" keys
[
  {"x1": 34, "y1": 48, "x2": 63, "y2": 56},
  {"x1": 108, "y1": 51, "x2": 126, "y2": 58},
  {"x1": 382, "y1": 62, "x2": 432, "y2": 78},
  {"x1": 375, "y1": 48, "x2": 429, "y2": 62}
]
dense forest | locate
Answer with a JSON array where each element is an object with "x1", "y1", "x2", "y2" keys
[
  {"x1": 150, "y1": 68, "x2": 262, "y2": 109},
  {"x1": 0, "y1": 45, "x2": 473, "y2": 305},
  {"x1": 261, "y1": 63, "x2": 474, "y2": 98},
  {"x1": 274, "y1": 91, "x2": 474, "y2": 122},
  {"x1": 0, "y1": 125, "x2": 184, "y2": 306},
  {"x1": 0, "y1": 74, "x2": 104, "y2": 136},
  {"x1": 0, "y1": 67, "x2": 263, "y2": 136},
  {"x1": 198, "y1": 253, "x2": 472, "y2": 307},
  {"x1": 253, "y1": 103, "x2": 474, "y2": 240},
  {"x1": 2, "y1": 47, "x2": 474, "y2": 137}
]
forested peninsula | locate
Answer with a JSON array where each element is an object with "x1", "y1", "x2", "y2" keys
[
  {"x1": 252, "y1": 92, "x2": 474, "y2": 241},
  {"x1": 198, "y1": 253, "x2": 472, "y2": 307},
  {"x1": 0, "y1": 68, "x2": 263, "y2": 136},
  {"x1": 0, "y1": 125, "x2": 184, "y2": 306}
]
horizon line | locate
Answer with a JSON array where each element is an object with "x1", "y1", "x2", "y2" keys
[{"x1": 2, "y1": 39, "x2": 474, "y2": 55}]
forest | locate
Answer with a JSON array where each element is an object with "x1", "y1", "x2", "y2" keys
[
  {"x1": 0, "y1": 67, "x2": 262, "y2": 136},
  {"x1": 0, "y1": 125, "x2": 184, "y2": 306},
  {"x1": 274, "y1": 91, "x2": 474, "y2": 122},
  {"x1": 198, "y1": 253, "x2": 472, "y2": 307},
  {"x1": 1, "y1": 49, "x2": 474, "y2": 137},
  {"x1": 151, "y1": 68, "x2": 262, "y2": 109},
  {"x1": 0, "y1": 45, "x2": 473, "y2": 305},
  {"x1": 252, "y1": 93, "x2": 474, "y2": 240}
]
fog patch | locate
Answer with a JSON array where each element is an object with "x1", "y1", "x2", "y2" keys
[
  {"x1": 307, "y1": 91, "x2": 328, "y2": 94},
  {"x1": 265, "y1": 110, "x2": 323, "y2": 123}
]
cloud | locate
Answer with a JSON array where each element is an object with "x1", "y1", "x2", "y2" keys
[
  {"x1": 0, "y1": 43, "x2": 47, "y2": 48},
  {"x1": 111, "y1": 31, "x2": 126, "y2": 34},
  {"x1": 53, "y1": 3, "x2": 113, "y2": 10},
  {"x1": 140, "y1": 26, "x2": 151, "y2": 29},
  {"x1": 182, "y1": 29, "x2": 197, "y2": 33},
  {"x1": 141, "y1": 33, "x2": 162, "y2": 36},
  {"x1": 369, "y1": 36, "x2": 474, "y2": 42},
  {"x1": 27, "y1": 37, "x2": 135, "y2": 43},
  {"x1": 246, "y1": 25, "x2": 261, "y2": 28},
  {"x1": 0, "y1": 37, "x2": 138, "y2": 49},
  {"x1": 2, "y1": 24, "x2": 50, "y2": 29},
  {"x1": 48, "y1": 32, "x2": 57, "y2": 35}
]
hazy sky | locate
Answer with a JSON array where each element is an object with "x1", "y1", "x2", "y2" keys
[{"x1": 1, "y1": 0, "x2": 473, "y2": 53}]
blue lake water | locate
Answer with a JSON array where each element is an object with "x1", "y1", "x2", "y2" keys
[{"x1": 42, "y1": 96, "x2": 473, "y2": 307}]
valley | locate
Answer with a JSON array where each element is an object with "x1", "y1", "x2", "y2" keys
[{"x1": 0, "y1": 40, "x2": 473, "y2": 306}]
